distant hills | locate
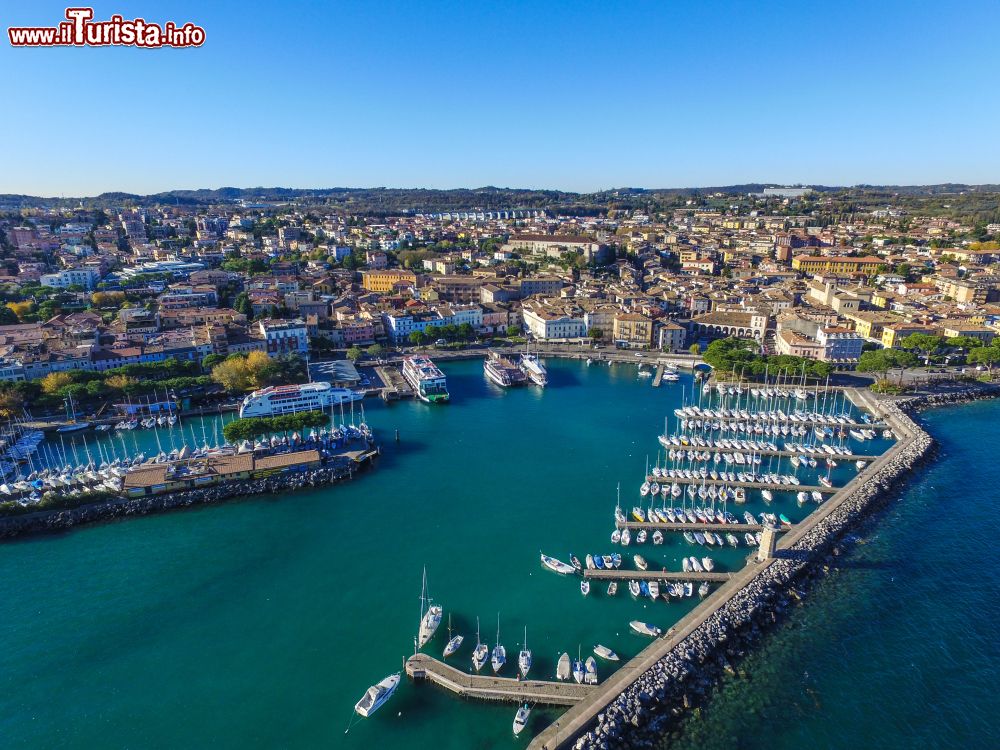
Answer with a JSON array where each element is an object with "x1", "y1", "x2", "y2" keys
[{"x1": 2, "y1": 184, "x2": 999, "y2": 215}]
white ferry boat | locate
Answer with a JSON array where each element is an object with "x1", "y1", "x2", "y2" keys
[
  {"x1": 518, "y1": 353, "x2": 548, "y2": 386},
  {"x1": 484, "y1": 351, "x2": 526, "y2": 388},
  {"x1": 238, "y1": 381, "x2": 362, "y2": 418},
  {"x1": 401, "y1": 355, "x2": 449, "y2": 403}
]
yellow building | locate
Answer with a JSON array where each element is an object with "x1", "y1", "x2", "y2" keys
[
  {"x1": 613, "y1": 312, "x2": 654, "y2": 347},
  {"x1": 361, "y1": 269, "x2": 417, "y2": 293},
  {"x1": 881, "y1": 322, "x2": 937, "y2": 349},
  {"x1": 842, "y1": 311, "x2": 900, "y2": 340},
  {"x1": 792, "y1": 255, "x2": 884, "y2": 275}
]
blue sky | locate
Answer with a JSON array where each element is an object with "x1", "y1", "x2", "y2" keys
[{"x1": 2, "y1": 0, "x2": 999, "y2": 195}]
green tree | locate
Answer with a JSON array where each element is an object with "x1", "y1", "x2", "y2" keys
[
  {"x1": 968, "y1": 346, "x2": 1000, "y2": 373},
  {"x1": 689, "y1": 343, "x2": 701, "y2": 355},
  {"x1": 346, "y1": 346, "x2": 363, "y2": 361},
  {"x1": 233, "y1": 291, "x2": 253, "y2": 320},
  {"x1": 201, "y1": 353, "x2": 226, "y2": 371},
  {"x1": 901, "y1": 333, "x2": 943, "y2": 365},
  {"x1": 367, "y1": 343, "x2": 384, "y2": 357},
  {"x1": 506, "y1": 324, "x2": 521, "y2": 337},
  {"x1": 588, "y1": 327, "x2": 604, "y2": 340},
  {"x1": 408, "y1": 330, "x2": 428, "y2": 347}
]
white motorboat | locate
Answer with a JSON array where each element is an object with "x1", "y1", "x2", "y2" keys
[
  {"x1": 581, "y1": 580, "x2": 590, "y2": 596},
  {"x1": 629, "y1": 621, "x2": 662, "y2": 637},
  {"x1": 541, "y1": 553, "x2": 577, "y2": 575},
  {"x1": 354, "y1": 673, "x2": 400, "y2": 718},
  {"x1": 513, "y1": 704, "x2": 531, "y2": 736},
  {"x1": 584, "y1": 656, "x2": 598, "y2": 685},
  {"x1": 556, "y1": 652, "x2": 571, "y2": 681},
  {"x1": 633, "y1": 554, "x2": 648, "y2": 571},
  {"x1": 593, "y1": 644, "x2": 619, "y2": 661}
]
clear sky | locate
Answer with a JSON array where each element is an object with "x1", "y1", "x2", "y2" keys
[{"x1": 2, "y1": 0, "x2": 999, "y2": 196}]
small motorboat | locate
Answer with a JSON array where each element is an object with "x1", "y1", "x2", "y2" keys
[
  {"x1": 541, "y1": 553, "x2": 576, "y2": 575},
  {"x1": 629, "y1": 621, "x2": 662, "y2": 637},
  {"x1": 581, "y1": 580, "x2": 590, "y2": 596},
  {"x1": 628, "y1": 580, "x2": 641, "y2": 597},
  {"x1": 513, "y1": 704, "x2": 531, "y2": 736},
  {"x1": 584, "y1": 656, "x2": 598, "y2": 685},
  {"x1": 556, "y1": 652, "x2": 571, "y2": 681},
  {"x1": 633, "y1": 554, "x2": 648, "y2": 571},
  {"x1": 607, "y1": 581, "x2": 618, "y2": 596},
  {"x1": 593, "y1": 644, "x2": 619, "y2": 661}
]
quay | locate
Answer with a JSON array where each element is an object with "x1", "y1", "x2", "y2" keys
[
  {"x1": 614, "y1": 521, "x2": 763, "y2": 532},
  {"x1": 582, "y1": 569, "x2": 731, "y2": 583},
  {"x1": 665, "y1": 444, "x2": 878, "y2": 462},
  {"x1": 646, "y1": 475, "x2": 838, "y2": 494},
  {"x1": 652, "y1": 365, "x2": 665, "y2": 387},
  {"x1": 404, "y1": 653, "x2": 595, "y2": 706},
  {"x1": 528, "y1": 388, "x2": 918, "y2": 749},
  {"x1": 374, "y1": 365, "x2": 413, "y2": 401}
]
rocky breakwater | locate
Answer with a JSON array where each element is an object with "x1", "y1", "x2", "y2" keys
[
  {"x1": 0, "y1": 463, "x2": 362, "y2": 540},
  {"x1": 563, "y1": 394, "x2": 956, "y2": 750}
]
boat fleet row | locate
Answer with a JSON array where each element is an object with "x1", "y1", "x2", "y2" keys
[{"x1": 541, "y1": 553, "x2": 719, "y2": 601}]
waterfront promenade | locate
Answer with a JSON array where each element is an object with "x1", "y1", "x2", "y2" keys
[{"x1": 528, "y1": 388, "x2": 917, "y2": 750}]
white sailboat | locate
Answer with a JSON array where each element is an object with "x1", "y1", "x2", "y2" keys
[
  {"x1": 442, "y1": 614, "x2": 463, "y2": 658},
  {"x1": 416, "y1": 567, "x2": 443, "y2": 649},
  {"x1": 471, "y1": 617, "x2": 488, "y2": 672},
  {"x1": 518, "y1": 626, "x2": 532, "y2": 678},
  {"x1": 491, "y1": 614, "x2": 506, "y2": 674}
]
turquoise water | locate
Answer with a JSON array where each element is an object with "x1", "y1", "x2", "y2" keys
[
  {"x1": 0, "y1": 359, "x2": 895, "y2": 749},
  {"x1": 665, "y1": 399, "x2": 1000, "y2": 750}
]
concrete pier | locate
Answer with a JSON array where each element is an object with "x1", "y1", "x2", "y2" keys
[
  {"x1": 405, "y1": 653, "x2": 595, "y2": 706},
  {"x1": 646, "y1": 475, "x2": 837, "y2": 494},
  {"x1": 528, "y1": 389, "x2": 918, "y2": 750},
  {"x1": 583, "y1": 569, "x2": 731, "y2": 583},
  {"x1": 614, "y1": 521, "x2": 763, "y2": 533},
  {"x1": 652, "y1": 365, "x2": 665, "y2": 387},
  {"x1": 660, "y1": 444, "x2": 878, "y2": 462}
]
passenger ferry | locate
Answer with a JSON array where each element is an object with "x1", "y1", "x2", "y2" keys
[
  {"x1": 238, "y1": 381, "x2": 363, "y2": 418},
  {"x1": 483, "y1": 351, "x2": 526, "y2": 388},
  {"x1": 401, "y1": 355, "x2": 449, "y2": 403}
]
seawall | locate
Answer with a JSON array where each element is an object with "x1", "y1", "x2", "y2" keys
[
  {"x1": 530, "y1": 381, "x2": 998, "y2": 750},
  {"x1": 0, "y1": 461, "x2": 371, "y2": 540}
]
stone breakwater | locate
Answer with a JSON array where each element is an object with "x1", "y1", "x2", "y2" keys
[
  {"x1": 0, "y1": 463, "x2": 363, "y2": 540},
  {"x1": 556, "y1": 386, "x2": 996, "y2": 750}
]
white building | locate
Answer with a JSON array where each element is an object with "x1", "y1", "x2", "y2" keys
[
  {"x1": 257, "y1": 319, "x2": 309, "y2": 355},
  {"x1": 522, "y1": 307, "x2": 587, "y2": 340},
  {"x1": 40, "y1": 268, "x2": 100, "y2": 290}
]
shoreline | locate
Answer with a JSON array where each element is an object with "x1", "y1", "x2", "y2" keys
[{"x1": 529, "y1": 380, "x2": 999, "y2": 750}]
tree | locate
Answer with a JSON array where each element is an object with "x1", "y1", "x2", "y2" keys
[
  {"x1": 346, "y1": 346, "x2": 363, "y2": 361},
  {"x1": 588, "y1": 327, "x2": 604, "y2": 340},
  {"x1": 201, "y1": 353, "x2": 226, "y2": 371},
  {"x1": 6, "y1": 301, "x2": 35, "y2": 321},
  {"x1": 104, "y1": 374, "x2": 137, "y2": 393},
  {"x1": 689, "y1": 343, "x2": 701, "y2": 355},
  {"x1": 210, "y1": 357, "x2": 254, "y2": 392},
  {"x1": 968, "y1": 346, "x2": 1000, "y2": 372},
  {"x1": 901, "y1": 333, "x2": 943, "y2": 365},
  {"x1": 457, "y1": 322, "x2": 475, "y2": 341},
  {"x1": 858, "y1": 349, "x2": 918, "y2": 384},
  {"x1": 945, "y1": 336, "x2": 983, "y2": 351},
  {"x1": 91, "y1": 291, "x2": 126, "y2": 308},
  {"x1": 0, "y1": 306, "x2": 17, "y2": 324},
  {"x1": 233, "y1": 292, "x2": 253, "y2": 320},
  {"x1": 506, "y1": 324, "x2": 521, "y2": 337},
  {"x1": 0, "y1": 389, "x2": 23, "y2": 419},
  {"x1": 408, "y1": 330, "x2": 428, "y2": 347},
  {"x1": 367, "y1": 343, "x2": 384, "y2": 357},
  {"x1": 41, "y1": 372, "x2": 74, "y2": 395}
]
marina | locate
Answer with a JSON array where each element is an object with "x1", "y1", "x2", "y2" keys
[{"x1": 0, "y1": 359, "x2": 921, "y2": 750}]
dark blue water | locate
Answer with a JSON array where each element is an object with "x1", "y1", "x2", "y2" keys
[{"x1": 666, "y1": 398, "x2": 1000, "y2": 750}]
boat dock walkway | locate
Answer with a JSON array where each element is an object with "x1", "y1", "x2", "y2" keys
[
  {"x1": 375, "y1": 366, "x2": 413, "y2": 401},
  {"x1": 661, "y1": 444, "x2": 878, "y2": 462},
  {"x1": 645, "y1": 475, "x2": 837, "y2": 494},
  {"x1": 678, "y1": 415, "x2": 887, "y2": 431},
  {"x1": 652, "y1": 365, "x2": 665, "y2": 387},
  {"x1": 405, "y1": 653, "x2": 595, "y2": 706},
  {"x1": 614, "y1": 521, "x2": 763, "y2": 533},
  {"x1": 582, "y1": 569, "x2": 731, "y2": 582}
]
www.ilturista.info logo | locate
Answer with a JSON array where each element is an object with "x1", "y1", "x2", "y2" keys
[{"x1": 8, "y1": 7, "x2": 205, "y2": 48}]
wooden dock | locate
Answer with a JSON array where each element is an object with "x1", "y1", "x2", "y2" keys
[
  {"x1": 582, "y1": 569, "x2": 731, "y2": 582},
  {"x1": 645, "y1": 475, "x2": 837, "y2": 494},
  {"x1": 405, "y1": 653, "x2": 596, "y2": 706},
  {"x1": 614, "y1": 521, "x2": 763, "y2": 533}
]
